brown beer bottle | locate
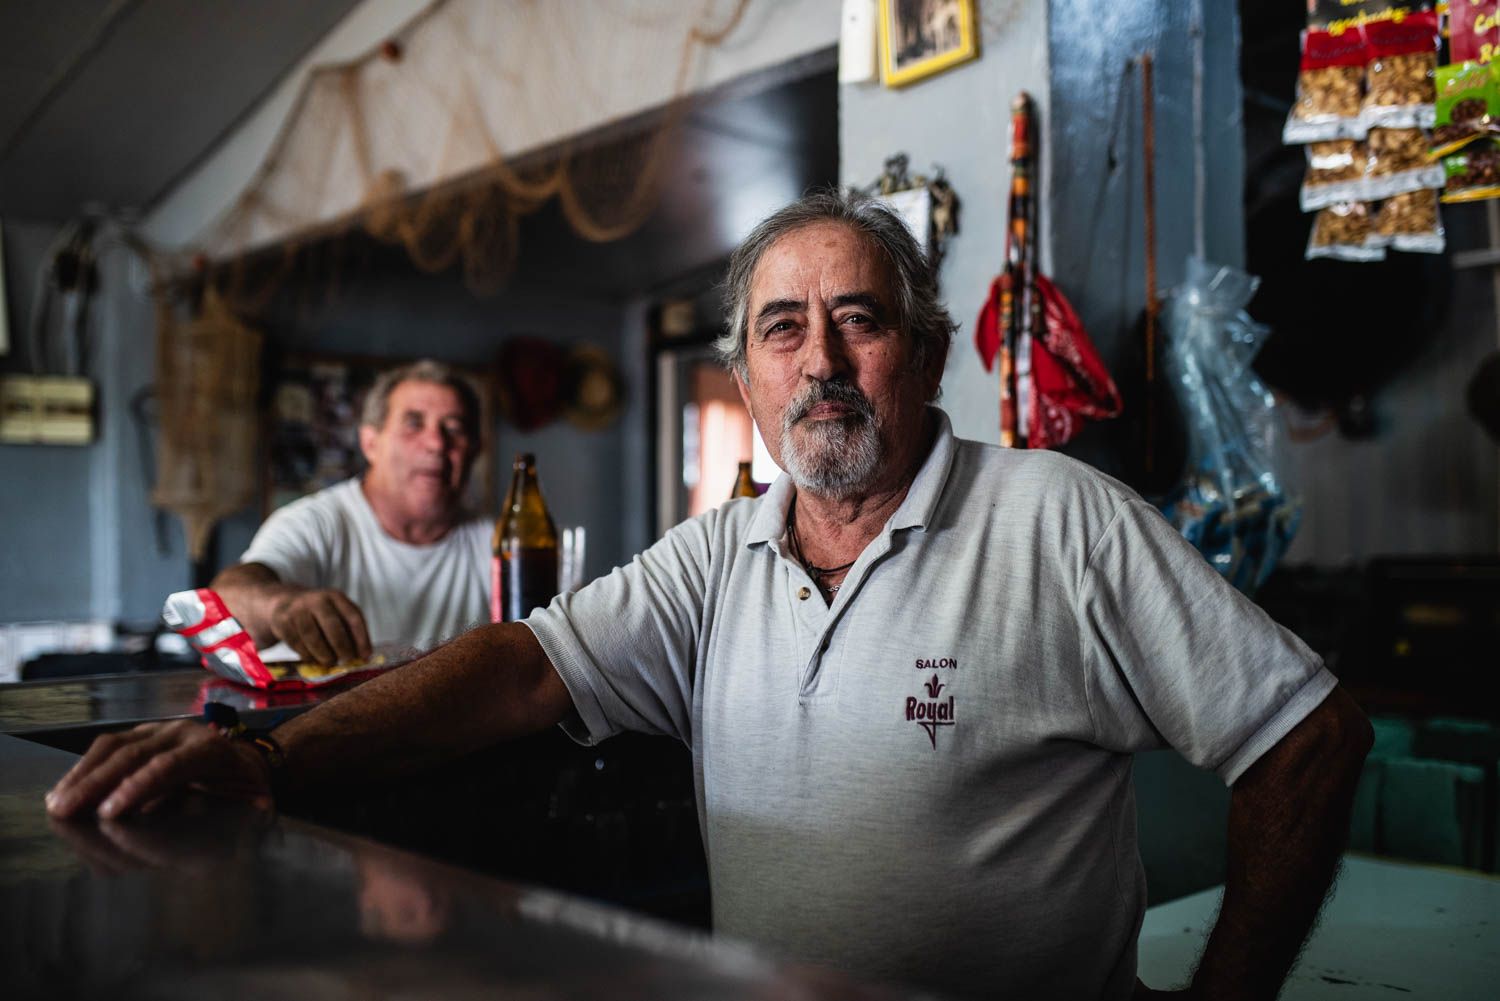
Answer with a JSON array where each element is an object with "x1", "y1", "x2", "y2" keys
[
  {"x1": 729, "y1": 460, "x2": 757, "y2": 499},
  {"x1": 491, "y1": 453, "x2": 560, "y2": 622}
]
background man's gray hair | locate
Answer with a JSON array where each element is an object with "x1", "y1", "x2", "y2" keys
[
  {"x1": 715, "y1": 187, "x2": 958, "y2": 390},
  {"x1": 361, "y1": 359, "x2": 482, "y2": 437}
]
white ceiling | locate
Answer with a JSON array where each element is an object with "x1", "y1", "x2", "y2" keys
[
  {"x1": 0, "y1": 1, "x2": 839, "y2": 295},
  {"x1": 0, "y1": 0, "x2": 362, "y2": 222}
]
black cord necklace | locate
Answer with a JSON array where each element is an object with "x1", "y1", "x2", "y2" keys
[{"x1": 788, "y1": 502, "x2": 855, "y2": 592}]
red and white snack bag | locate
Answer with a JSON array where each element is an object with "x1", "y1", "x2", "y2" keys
[
  {"x1": 1360, "y1": 11, "x2": 1439, "y2": 130},
  {"x1": 162, "y1": 588, "x2": 384, "y2": 689},
  {"x1": 1286, "y1": 27, "x2": 1370, "y2": 143},
  {"x1": 1450, "y1": 0, "x2": 1500, "y2": 65},
  {"x1": 163, "y1": 588, "x2": 277, "y2": 688}
]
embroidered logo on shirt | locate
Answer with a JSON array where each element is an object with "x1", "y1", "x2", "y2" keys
[{"x1": 906, "y1": 672, "x2": 956, "y2": 748}]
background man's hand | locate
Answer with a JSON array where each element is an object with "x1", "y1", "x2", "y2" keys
[
  {"x1": 269, "y1": 588, "x2": 372, "y2": 665},
  {"x1": 44, "y1": 720, "x2": 272, "y2": 820}
]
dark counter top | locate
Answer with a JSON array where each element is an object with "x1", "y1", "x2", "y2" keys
[
  {"x1": 0, "y1": 668, "x2": 714, "y2": 928},
  {"x1": 0, "y1": 732, "x2": 907, "y2": 1001},
  {"x1": 0, "y1": 668, "x2": 372, "y2": 747}
]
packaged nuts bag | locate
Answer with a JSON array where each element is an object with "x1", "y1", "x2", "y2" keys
[
  {"x1": 1441, "y1": 137, "x2": 1500, "y2": 201},
  {"x1": 1301, "y1": 140, "x2": 1366, "y2": 210},
  {"x1": 1306, "y1": 201, "x2": 1386, "y2": 261},
  {"x1": 1373, "y1": 190, "x2": 1445, "y2": 253},
  {"x1": 1360, "y1": 12, "x2": 1438, "y2": 130},
  {"x1": 1285, "y1": 27, "x2": 1369, "y2": 143},
  {"x1": 1431, "y1": 62, "x2": 1497, "y2": 157},
  {"x1": 1364, "y1": 127, "x2": 1444, "y2": 197}
]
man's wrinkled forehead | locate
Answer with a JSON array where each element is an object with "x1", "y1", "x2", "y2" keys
[
  {"x1": 747, "y1": 222, "x2": 895, "y2": 317},
  {"x1": 383, "y1": 379, "x2": 470, "y2": 428}
]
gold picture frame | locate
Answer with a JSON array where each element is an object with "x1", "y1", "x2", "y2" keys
[{"x1": 878, "y1": 0, "x2": 979, "y2": 88}]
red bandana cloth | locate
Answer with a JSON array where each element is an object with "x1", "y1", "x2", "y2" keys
[{"x1": 976, "y1": 272, "x2": 1122, "y2": 449}]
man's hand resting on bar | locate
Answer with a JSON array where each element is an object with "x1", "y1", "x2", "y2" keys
[{"x1": 45, "y1": 720, "x2": 272, "y2": 819}]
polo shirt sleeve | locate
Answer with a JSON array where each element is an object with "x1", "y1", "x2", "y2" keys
[
  {"x1": 522, "y1": 514, "x2": 712, "y2": 746},
  {"x1": 1076, "y1": 498, "x2": 1337, "y2": 785},
  {"x1": 239, "y1": 497, "x2": 333, "y2": 588}
]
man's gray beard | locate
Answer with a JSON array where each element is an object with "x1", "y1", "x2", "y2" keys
[{"x1": 780, "y1": 398, "x2": 883, "y2": 499}]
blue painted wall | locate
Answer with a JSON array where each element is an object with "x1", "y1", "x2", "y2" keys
[
  {"x1": 1, "y1": 221, "x2": 645, "y2": 627},
  {"x1": 842, "y1": 0, "x2": 1242, "y2": 473},
  {"x1": 1045, "y1": 0, "x2": 1245, "y2": 476},
  {"x1": 1, "y1": 220, "x2": 188, "y2": 625}
]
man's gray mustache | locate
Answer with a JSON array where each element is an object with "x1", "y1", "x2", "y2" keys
[{"x1": 785, "y1": 382, "x2": 876, "y2": 427}]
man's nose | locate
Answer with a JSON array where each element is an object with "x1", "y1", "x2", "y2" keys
[{"x1": 799, "y1": 315, "x2": 849, "y2": 382}]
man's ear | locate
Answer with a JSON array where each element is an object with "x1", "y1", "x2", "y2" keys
[
  {"x1": 733, "y1": 368, "x2": 753, "y2": 414},
  {"x1": 358, "y1": 424, "x2": 380, "y2": 467},
  {"x1": 922, "y1": 337, "x2": 950, "y2": 401}
]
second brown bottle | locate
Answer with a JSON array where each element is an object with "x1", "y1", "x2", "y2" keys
[{"x1": 491, "y1": 452, "x2": 559, "y2": 623}]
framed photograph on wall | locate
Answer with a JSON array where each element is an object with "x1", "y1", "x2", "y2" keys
[
  {"x1": 262, "y1": 352, "x2": 496, "y2": 517},
  {"x1": 877, "y1": 0, "x2": 979, "y2": 88}
]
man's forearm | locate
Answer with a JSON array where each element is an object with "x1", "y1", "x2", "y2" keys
[
  {"x1": 210, "y1": 562, "x2": 304, "y2": 648},
  {"x1": 269, "y1": 622, "x2": 574, "y2": 795},
  {"x1": 1190, "y1": 687, "x2": 1373, "y2": 1000}
]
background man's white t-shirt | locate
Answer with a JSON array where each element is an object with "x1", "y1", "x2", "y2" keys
[{"x1": 240, "y1": 478, "x2": 491, "y2": 650}]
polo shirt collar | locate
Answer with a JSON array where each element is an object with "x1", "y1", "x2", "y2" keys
[{"x1": 744, "y1": 406, "x2": 958, "y2": 548}]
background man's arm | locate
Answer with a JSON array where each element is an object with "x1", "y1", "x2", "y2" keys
[
  {"x1": 1182, "y1": 685, "x2": 1373, "y2": 1001},
  {"x1": 211, "y1": 562, "x2": 371, "y2": 665},
  {"x1": 46, "y1": 623, "x2": 572, "y2": 818}
]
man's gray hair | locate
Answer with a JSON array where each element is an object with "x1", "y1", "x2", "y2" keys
[
  {"x1": 361, "y1": 359, "x2": 481, "y2": 436},
  {"x1": 715, "y1": 187, "x2": 957, "y2": 386}
]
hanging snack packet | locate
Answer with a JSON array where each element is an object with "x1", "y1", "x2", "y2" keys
[
  {"x1": 1285, "y1": 27, "x2": 1368, "y2": 143},
  {"x1": 1364, "y1": 127, "x2": 1444, "y2": 197},
  {"x1": 1301, "y1": 140, "x2": 1366, "y2": 209},
  {"x1": 1430, "y1": 62, "x2": 1495, "y2": 156},
  {"x1": 1306, "y1": 201, "x2": 1386, "y2": 260},
  {"x1": 1449, "y1": 0, "x2": 1500, "y2": 65},
  {"x1": 1360, "y1": 11, "x2": 1438, "y2": 130},
  {"x1": 1373, "y1": 190, "x2": 1445, "y2": 252},
  {"x1": 1307, "y1": 0, "x2": 1430, "y2": 32},
  {"x1": 1441, "y1": 137, "x2": 1500, "y2": 201}
]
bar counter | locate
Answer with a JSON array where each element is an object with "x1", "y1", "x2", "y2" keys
[
  {"x1": 0, "y1": 665, "x2": 713, "y2": 925},
  {"x1": 1139, "y1": 853, "x2": 1500, "y2": 999},
  {"x1": 0, "y1": 668, "x2": 367, "y2": 750},
  {"x1": 0, "y1": 733, "x2": 907, "y2": 1001}
]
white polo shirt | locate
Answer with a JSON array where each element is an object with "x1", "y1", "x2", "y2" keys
[{"x1": 526, "y1": 408, "x2": 1334, "y2": 1001}]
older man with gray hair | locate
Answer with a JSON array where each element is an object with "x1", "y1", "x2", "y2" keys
[
  {"x1": 213, "y1": 359, "x2": 491, "y2": 664},
  {"x1": 49, "y1": 190, "x2": 1370, "y2": 1001}
]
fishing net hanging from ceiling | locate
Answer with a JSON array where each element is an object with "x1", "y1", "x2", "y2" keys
[{"x1": 196, "y1": 0, "x2": 752, "y2": 306}]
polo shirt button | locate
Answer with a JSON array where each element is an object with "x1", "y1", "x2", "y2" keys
[{"x1": 797, "y1": 586, "x2": 811, "y2": 600}]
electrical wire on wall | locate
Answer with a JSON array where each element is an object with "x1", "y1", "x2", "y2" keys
[{"x1": 22, "y1": 214, "x2": 155, "y2": 378}]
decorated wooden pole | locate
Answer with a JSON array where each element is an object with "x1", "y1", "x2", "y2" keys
[{"x1": 999, "y1": 91, "x2": 1035, "y2": 448}]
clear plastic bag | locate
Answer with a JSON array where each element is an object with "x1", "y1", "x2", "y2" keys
[{"x1": 1156, "y1": 258, "x2": 1301, "y2": 595}]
